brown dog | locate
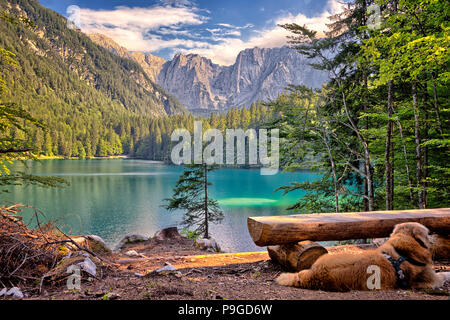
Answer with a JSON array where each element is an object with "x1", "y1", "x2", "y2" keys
[{"x1": 276, "y1": 222, "x2": 448, "y2": 291}]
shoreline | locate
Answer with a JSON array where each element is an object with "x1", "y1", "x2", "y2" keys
[
  {"x1": 34, "y1": 155, "x2": 129, "y2": 160},
  {"x1": 19, "y1": 157, "x2": 316, "y2": 171}
]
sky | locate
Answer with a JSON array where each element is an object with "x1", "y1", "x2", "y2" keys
[{"x1": 39, "y1": 0, "x2": 344, "y2": 65}]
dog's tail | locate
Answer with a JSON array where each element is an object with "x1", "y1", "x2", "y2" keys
[{"x1": 276, "y1": 272, "x2": 300, "y2": 287}]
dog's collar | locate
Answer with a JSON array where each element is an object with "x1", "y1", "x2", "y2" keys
[{"x1": 383, "y1": 253, "x2": 409, "y2": 289}]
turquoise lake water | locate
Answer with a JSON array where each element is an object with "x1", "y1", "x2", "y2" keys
[{"x1": 2, "y1": 159, "x2": 320, "y2": 252}]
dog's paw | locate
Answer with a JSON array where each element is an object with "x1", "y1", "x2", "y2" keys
[
  {"x1": 275, "y1": 273, "x2": 297, "y2": 287},
  {"x1": 429, "y1": 272, "x2": 450, "y2": 290},
  {"x1": 438, "y1": 272, "x2": 450, "y2": 284}
]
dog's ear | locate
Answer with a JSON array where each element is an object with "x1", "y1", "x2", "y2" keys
[{"x1": 412, "y1": 227, "x2": 431, "y2": 249}]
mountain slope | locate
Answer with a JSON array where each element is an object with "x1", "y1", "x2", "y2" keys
[
  {"x1": 88, "y1": 33, "x2": 166, "y2": 83},
  {"x1": 157, "y1": 47, "x2": 329, "y2": 112},
  {"x1": 89, "y1": 34, "x2": 328, "y2": 113},
  {"x1": 157, "y1": 53, "x2": 226, "y2": 112},
  {"x1": 0, "y1": 0, "x2": 184, "y2": 117},
  {"x1": 0, "y1": 0, "x2": 185, "y2": 158}
]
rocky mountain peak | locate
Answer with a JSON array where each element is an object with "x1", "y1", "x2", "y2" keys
[
  {"x1": 157, "y1": 46, "x2": 328, "y2": 112},
  {"x1": 90, "y1": 33, "x2": 328, "y2": 113}
]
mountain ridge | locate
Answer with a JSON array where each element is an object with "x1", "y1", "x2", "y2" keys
[
  {"x1": 0, "y1": 0, "x2": 185, "y2": 158},
  {"x1": 0, "y1": 0, "x2": 185, "y2": 117},
  {"x1": 89, "y1": 34, "x2": 329, "y2": 112},
  {"x1": 158, "y1": 46, "x2": 328, "y2": 112}
]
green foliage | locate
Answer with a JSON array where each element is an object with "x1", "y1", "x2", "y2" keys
[
  {"x1": 268, "y1": 88, "x2": 365, "y2": 213},
  {"x1": 272, "y1": 0, "x2": 449, "y2": 213},
  {"x1": 359, "y1": 0, "x2": 450, "y2": 208},
  {"x1": 134, "y1": 102, "x2": 272, "y2": 162},
  {"x1": 163, "y1": 164, "x2": 223, "y2": 239},
  {"x1": 180, "y1": 228, "x2": 200, "y2": 240},
  {"x1": 0, "y1": 0, "x2": 270, "y2": 163},
  {"x1": 0, "y1": 0, "x2": 185, "y2": 161},
  {"x1": 0, "y1": 6, "x2": 67, "y2": 191}
]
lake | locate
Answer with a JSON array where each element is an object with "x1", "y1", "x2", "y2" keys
[{"x1": 2, "y1": 159, "x2": 320, "y2": 252}]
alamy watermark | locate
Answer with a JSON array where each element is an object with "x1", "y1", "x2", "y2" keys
[
  {"x1": 66, "y1": 265, "x2": 81, "y2": 291},
  {"x1": 170, "y1": 121, "x2": 279, "y2": 175},
  {"x1": 366, "y1": 265, "x2": 381, "y2": 290}
]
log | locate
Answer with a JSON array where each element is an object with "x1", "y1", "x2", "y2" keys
[
  {"x1": 267, "y1": 241, "x2": 328, "y2": 271},
  {"x1": 248, "y1": 208, "x2": 450, "y2": 246}
]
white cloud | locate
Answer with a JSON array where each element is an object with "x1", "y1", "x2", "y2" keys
[
  {"x1": 205, "y1": 23, "x2": 254, "y2": 41},
  {"x1": 159, "y1": 0, "x2": 196, "y2": 7},
  {"x1": 76, "y1": 0, "x2": 345, "y2": 65},
  {"x1": 207, "y1": 28, "x2": 241, "y2": 39},
  {"x1": 77, "y1": 4, "x2": 208, "y2": 51},
  {"x1": 157, "y1": 27, "x2": 191, "y2": 37},
  {"x1": 179, "y1": 0, "x2": 345, "y2": 65}
]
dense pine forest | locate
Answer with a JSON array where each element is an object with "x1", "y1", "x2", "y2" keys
[
  {"x1": 0, "y1": 0, "x2": 185, "y2": 159},
  {"x1": 0, "y1": 0, "x2": 272, "y2": 160},
  {"x1": 133, "y1": 102, "x2": 273, "y2": 161}
]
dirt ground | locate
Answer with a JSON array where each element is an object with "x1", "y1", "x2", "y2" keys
[{"x1": 28, "y1": 236, "x2": 450, "y2": 300}]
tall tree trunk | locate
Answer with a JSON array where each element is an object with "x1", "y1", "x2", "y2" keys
[
  {"x1": 363, "y1": 73, "x2": 369, "y2": 211},
  {"x1": 391, "y1": 138, "x2": 395, "y2": 209},
  {"x1": 424, "y1": 143, "x2": 428, "y2": 208},
  {"x1": 363, "y1": 161, "x2": 369, "y2": 211},
  {"x1": 361, "y1": 4, "x2": 371, "y2": 212},
  {"x1": 322, "y1": 133, "x2": 339, "y2": 213},
  {"x1": 315, "y1": 101, "x2": 339, "y2": 213},
  {"x1": 204, "y1": 164, "x2": 209, "y2": 238},
  {"x1": 412, "y1": 81, "x2": 424, "y2": 209},
  {"x1": 364, "y1": 141, "x2": 374, "y2": 211},
  {"x1": 396, "y1": 118, "x2": 415, "y2": 206},
  {"x1": 340, "y1": 90, "x2": 374, "y2": 211},
  {"x1": 385, "y1": 81, "x2": 394, "y2": 210},
  {"x1": 423, "y1": 86, "x2": 429, "y2": 208},
  {"x1": 430, "y1": 73, "x2": 444, "y2": 138}
]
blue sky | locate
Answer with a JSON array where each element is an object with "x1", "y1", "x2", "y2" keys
[{"x1": 39, "y1": 0, "x2": 343, "y2": 65}]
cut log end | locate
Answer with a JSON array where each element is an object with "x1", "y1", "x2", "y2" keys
[
  {"x1": 267, "y1": 241, "x2": 328, "y2": 271},
  {"x1": 247, "y1": 218, "x2": 264, "y2": 246}
]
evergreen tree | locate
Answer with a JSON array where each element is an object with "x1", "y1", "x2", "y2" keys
[
  {"x1": 163, "y1": 164, "x2": 223, "y2": 239},
  {"x1": 271, "y1": 0, "x2": 449, "y2": 212}
]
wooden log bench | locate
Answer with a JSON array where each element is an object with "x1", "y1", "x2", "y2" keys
[{"x1": 248, "y1": 208, "x2": 450, "y2": 271}]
